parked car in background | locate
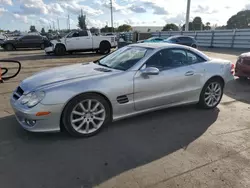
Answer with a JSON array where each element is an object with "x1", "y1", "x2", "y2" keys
[
  {"x1": 45, "y1": 30, "x2": 117, "y2": 55},
  {"x1": 164, "y1": 36, "x2": 198, "y2": 48},
  {"x1": 235, "y1": 52, "x2": 250, "y2": 80},
  {"x1": 137, "y1": 37, "x2": 164, "y2": 43},
  {"x1": 1, "y1": 35, "x2": 49, "y2": 51},
  {"x1": 11, "y1": 43, "x2": 234, "y2": 137},
  {"x1": 0, "y1": 33, "x2": 7, "y2": 45}
]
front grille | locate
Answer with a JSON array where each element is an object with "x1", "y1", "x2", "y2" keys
[
  {"x1": 117, "y1": 95, "x2": 129, "y2": 104},
  {"x1": 13, "y1": 86, "x2": 24, "y2": 100}
]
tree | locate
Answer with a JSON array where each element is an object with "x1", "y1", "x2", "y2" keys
[
  {"x1": 192, "y1": 17, "x2": 203, "y2": 30},
  {"x1": 215, "y1": 25, "x2": 226, "y2": 30},
  {"x1": 100, "y1": 25, "x2": 115, "y2": 33},
  {"x1": 41, "y1": 28, "x2": 46, "y2": 35},
  {"x1": 48, "y1": 29, "x2": 53, "y2": 33},
  {"x1": 204, "y1": 22, "x2": 211, "y2": 30},
  {"x1": 90, "y1": 27, "x2": 99, "y2": 34},
  {"x1": 78, "y1": 9, "x2": 87, "y2": 30},
  {"x1": 162, "y1": 23, "x2": 179, "y2": 31},
  {"x1": 117, "y1": 24, "x2": 132, "y2": 32},
  {"x1": 227, "y1": 10, "x2": 250, "y2": 29},
  {"x1": 29, "y1": 25, "x2": 37, "y2": 32}
]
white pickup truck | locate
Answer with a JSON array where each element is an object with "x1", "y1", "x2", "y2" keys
[{"x1": 45, "y1": 30, "x2": 117, "y2": 55}]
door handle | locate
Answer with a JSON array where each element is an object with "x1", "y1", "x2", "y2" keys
[{"x1": 185, "y1": 71, "x2": 194, "y2": 76}]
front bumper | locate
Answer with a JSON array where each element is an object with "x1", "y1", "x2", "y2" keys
[
  {"x1": 45, "y1": 46, "x2": 54, "y2": 53},
  {"x1": 235, "y1": 62, "x2": 250, "y2": 77},
  {"x1": 10, "y1": 97, "x2": 64, "y2": 132}
]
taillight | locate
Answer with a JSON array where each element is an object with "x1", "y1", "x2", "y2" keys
[{"x1": 231, "y1": 63, "x2": 235, "y2": 75}]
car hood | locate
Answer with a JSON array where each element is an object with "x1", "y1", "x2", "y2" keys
[{"x1": 20, "y1": 62, "x2": 118, "y2": 93}]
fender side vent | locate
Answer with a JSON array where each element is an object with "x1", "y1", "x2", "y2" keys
[{"x1": 117, "y1": 95, "x2": 129, "y2": 104}]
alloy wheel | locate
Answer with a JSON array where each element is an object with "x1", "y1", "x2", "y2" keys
[
  {"x1": 204, "y1": 82, "x2": 222, "y2": 107},
  {"x1": 70, "y1": 99, "x2": 106, "y2": 134}
]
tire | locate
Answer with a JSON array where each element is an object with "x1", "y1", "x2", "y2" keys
[
  {"x1": 191, "y1": 44, "x2": 197, "y2": 48},
  {"x1": 198, "y1": 78, "x2": 224, "y2": 109},
  {"x1": 54, "y1": 44, "x2": 66, "y2": 56},
  {"x1": 62, "y1": 93, "x2": 111, "y2": 137},
  {"x1": 40, "y1": 43, "x2": 45, "y2": 50},
  {"x1": 238, "y1": 76, "x2": 248, "y2": 80},
  {"x1": 4, "y1": 44, "x2": 14, "y2": 51},
  {"x1": 99, "y1": 41, "x2": 111, "y2": 54}
]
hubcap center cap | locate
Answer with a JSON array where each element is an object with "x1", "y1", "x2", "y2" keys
[{"x1": 85, "y1": 113, "x2": 91, "y2": 119}]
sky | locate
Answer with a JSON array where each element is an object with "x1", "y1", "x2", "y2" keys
[{"x1": 0, "y1": 0, "x2": 250, "y2": 31}]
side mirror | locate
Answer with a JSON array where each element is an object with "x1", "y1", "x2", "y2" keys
[{"x1": 141, "y1": 67, "x2": 160, "y2": 75}]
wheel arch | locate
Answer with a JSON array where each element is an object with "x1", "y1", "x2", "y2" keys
[
  {"x1": 59, "y1": 91, "x2": 113, "y2": 131},
  {"x1": 55, "y1": 43, "x2": 66, "y2": 50},
  {"x1": 3, "y1": 43, "x2": 15, "y2": 49},
  {"x1": 205, "y1": 75, "x2": 225, "y2": 88}
]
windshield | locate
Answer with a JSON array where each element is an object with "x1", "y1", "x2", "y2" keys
[{"x1": 97, "y1": 46, "x2": 153, "y2": 71}]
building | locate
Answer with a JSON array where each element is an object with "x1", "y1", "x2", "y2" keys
[{"x1": 132, "y1": 26, "x2": 163, "y2": 33}]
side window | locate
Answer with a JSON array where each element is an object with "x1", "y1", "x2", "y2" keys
[
  {"x1": 28, "y1": 36, "x2": 41, "y2": 40},
  {"x1": 79, "y1": 31, "x2": 88, "y2": 37},
  {"x1": 145, "y1": 51, "x2": 163, "y2": 69},
  {"x1": 167, "y1": 49, "x2": 188, "y2": 68},
  {"x1": 68, "y1": 32, "x2": 80, "y2": 38},
  {"x1": 186, "y1": 51, "x2": 205, "y2": 64},
  {"x1": 145, "y1": 49, "x2": 188, "y2": 70},
  {"x1": 22, "y1": 36, "x2": 31, "y2": 40}
]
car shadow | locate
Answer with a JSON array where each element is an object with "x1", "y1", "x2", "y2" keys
[
  {"x1": 224, "y1": 78, "x2": 250, "y2": 104},
  {"x1": 1, "y1": 52, "x2": 101, "y2": 61},
  {"x1": 0, "y1": 106, "x2": 219, "y2": 188},
  {"x1": 200, "y1": 47, "x2": 247, "y2": 56}
]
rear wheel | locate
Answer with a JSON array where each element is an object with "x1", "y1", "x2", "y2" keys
[
  {"x1": 62, "y1": 93, "x2": 111, "y2": 137},
  {"x1": 40, "y1": 43, "x2": 45, "y2": 50},
  {"x1": 4, "y1": 44, "x2": 14, "y2": 51},
  {"x1": 191, "y1": 44, "x2": 197, "y2": 48},
  {"x1": 198, "y1": 78, "x2": 223, "y2": 109},
  {"x1": 54, "y1": 44, "x2": 66, "y2": 56},
  {"x1": 99, "y1": 41, "x2": 111, "y2": 54}
]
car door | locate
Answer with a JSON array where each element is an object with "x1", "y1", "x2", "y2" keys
[
  {"x1": 133, "y1": 48, "x2": 201, "y2": 111},
  {"x1": 15, "y1": 36, "x2": 30, "y2": 48},
  {"x1": 65, "y1": 31, "x2": 80, "y2": 50},
  {"x1": 76, "y1": 31, "x2": 92, "y2": 50},
  {"x1": 185, "y1": 49, "x2": 207, "y2": 89},
  {"x1": 32, "y1": 36, "x2": 43, "y2": 47}
]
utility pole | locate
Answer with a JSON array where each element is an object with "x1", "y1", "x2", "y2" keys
[
  {"x1": 57, "y1": 18, "x2": 60, "y2": 31},
  {"x1": 110, "y1": 0, "x2": 114, "y2": 32},
  {"x1": 68, "y1": 14, "x2": 70, "y2": 30},
  {"x1": 53, "y1": 21, "x2": 55, "y2": 31},
  {"x1": 185, "y1": 0, "x2": 191, "y2": 31}
]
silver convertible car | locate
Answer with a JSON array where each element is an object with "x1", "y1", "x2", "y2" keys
[{"x1": 10, "y1": 43, "x2": 234, "y2": 137}]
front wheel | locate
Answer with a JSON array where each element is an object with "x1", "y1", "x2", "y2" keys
[
  {"x1": 198, "y1": 79, "x2": 223, "y2": 109},
  {"x1": 62, "y1": 93, "x2": 111, "y2": 137},
  {"x1": 238, "y1": 76, "x2": 248, "y2": 80},
  {"x1": 54, "y1": 45, "x2": 66, "y2": 56},
  {"x1": 99, "y1": 42, "x2": 111, "y2": 54},
  {"x1": 4, "y1": 44, "x2": 14, "y2": 51}
]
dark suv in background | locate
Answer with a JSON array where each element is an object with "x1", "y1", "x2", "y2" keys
[
  {"x1": 1, "y1": 35, "x2": 49, "y2": 51},
  {"x1": 164, "y1": 36, "x2": 198, "y2": 48}
]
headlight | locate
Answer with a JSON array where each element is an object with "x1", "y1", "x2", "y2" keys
[{"x1": 21, "y1": 91, "x2": 45, "y2": 108}]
